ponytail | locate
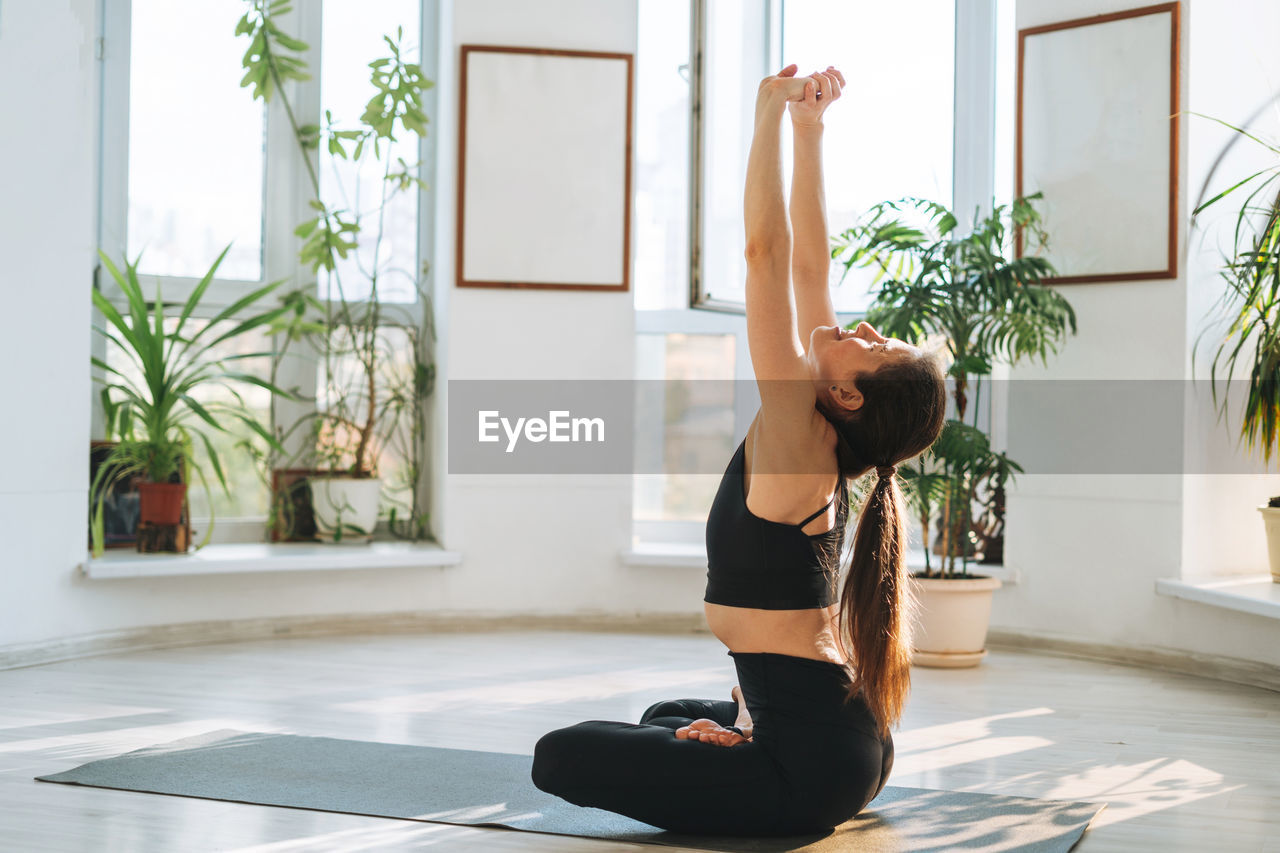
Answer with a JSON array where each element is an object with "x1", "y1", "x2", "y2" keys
[
  {"x1": 834, "y1": 471, "x2": 916, "y2": 739},
  {"x1": 816, "y1": 349, "x2": 946, "y2": 738}
]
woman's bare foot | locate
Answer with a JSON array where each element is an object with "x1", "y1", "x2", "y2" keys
[
  {"x1": 675, "y1": 718, "x2": 751, "y2": 747},
  {"x1": 731, "y1": 685, "x2": 754, "y2": 737}
]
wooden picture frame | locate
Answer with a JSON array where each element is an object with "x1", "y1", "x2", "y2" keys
[
  {"x1": 1016, "y1": 2, "x2": 1181, "y2": 283},
  {"x1": 456, "y1": 44, "x2": 633, "y2": 291}
]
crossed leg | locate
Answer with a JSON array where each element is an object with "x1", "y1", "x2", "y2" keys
[
  {"x1": 638, "y1": 696, "x2": 739, "y2": 730},
  {"x1": 531, "y1": 714, "x2": 790, "y2": 835}
]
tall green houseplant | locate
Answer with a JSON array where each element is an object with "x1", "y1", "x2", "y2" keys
[
  {"x1": 90, "y1": 245, "x2": 297, "y2": 556},
  {"x1": 833, "y1": 195, "x2": 1078, "y2": 577},
  {"x1": 234, "y1": 1, "x2": 437, "y2": 541},
  {"x1": 1189, "y1": 110, "x2": 1280, "y2": 462}
]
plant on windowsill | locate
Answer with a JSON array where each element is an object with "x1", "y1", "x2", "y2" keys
[
  {"x1": 235, "y1": 2, "x2": 437, "y2": 545},
  {"x1": 89, "y1": 246, "x2": 297, "y2": 557},
  {"x1": 1189, "y1": 109, "x2": 1280, "y2": 583},
  {"x1": 833, "y1": 194, "x2": 1078, "y2": 666}
]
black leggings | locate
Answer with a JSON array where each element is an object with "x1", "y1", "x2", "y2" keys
[{"x1": 531, "y1": 651, "x2": 894, "y2": 836}]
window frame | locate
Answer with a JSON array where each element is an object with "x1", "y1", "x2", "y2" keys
[
  {"x1": 634, "y1": 0, "x2": 999, "y2": 543},
  {"x1": 93, "y1": 0, "x2": 439, "y2": 541}
]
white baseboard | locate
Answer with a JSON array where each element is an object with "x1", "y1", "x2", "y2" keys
[{"x1": 987, "y1": 628, "x2": 1280, "y2": 694}]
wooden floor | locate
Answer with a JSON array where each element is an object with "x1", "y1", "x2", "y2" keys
[{"x1": 2, "y1": 629, "x2": 1277, "y2": 852}]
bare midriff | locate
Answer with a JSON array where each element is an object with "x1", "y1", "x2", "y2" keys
[{"x1": 704, "y1": 601, "x2": 848, "y2": 666}]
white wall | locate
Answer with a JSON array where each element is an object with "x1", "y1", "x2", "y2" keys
[
  {"x1": 0, "y1": 0, "x2": 100, "y2": 646},
  {"x1": 995, "y1": 0, "x2": 1280, "y2": 667}
]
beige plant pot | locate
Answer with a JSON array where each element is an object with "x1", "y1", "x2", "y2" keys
[
  {"x1": 1257, "y1": 506, "x2": 1280, "y2": 583},
  {"x1": 909, "y1": 574, "x2": 1003, "y2": 668}
]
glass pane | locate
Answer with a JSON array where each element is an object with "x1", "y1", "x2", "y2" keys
[
  {"x1": 127, "y1": 0, "x2": 265, "y2": 281},
  {"x1": 319, "y1": 0, "x2": 422, "y2": 304},
  {"x1": 702, "y1": 0, "x2": 955, "y2": 314},
  {"x1": 634, "y1": 333, "x2": 736, "y2": 522},
  {"x1": 635, "y1": 0, "x2": 693, "y2": 310},
  {"x1": 780, "y1": 0, "x2": 955, "y2": 314},
  {"x1": 105, "y1": 319, "x2": 273, "y2": 520},
  {"x1": 701, "y1": 0, "x2": 768, "y2": 307},
  {"x1": 994, "y1": 0, "x2": 1016, "y2": 213}
]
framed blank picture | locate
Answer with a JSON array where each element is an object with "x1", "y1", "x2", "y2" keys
[
  {"x1": 457, "y1": 44, "x2": 633, "y2": 291},
  {"x1": 1017, "y1": 2, "x2": 1180, "y2": 283}
]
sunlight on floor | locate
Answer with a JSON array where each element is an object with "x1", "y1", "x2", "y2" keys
[
  {"x1": 0, "y1": 720, "x2": 279, "y2": 760},
  {"x1": 897, "y1": 708, "x2": 1057, "y2": 752},
  {"x1": 1045, "y1": 757, "x2": 1243, "y2": 829},
  {"x1": 895, "y1": 707, "x2": 1247, "y2": 834}
]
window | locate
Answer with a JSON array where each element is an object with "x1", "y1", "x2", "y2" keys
[
  {"x1": 697, "y1": 0, "x2": 957, "y2": 313},
  {"x1": 633, "y1": 0, "x2": 995, "y2": 543},
  {"x1": 96, "y1": 0, "x2": 435, "y2": 540},
  {"x1": 634, "y1": 332, "x2": 737, "y2": 540}
]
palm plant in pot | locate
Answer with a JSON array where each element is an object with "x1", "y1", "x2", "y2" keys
[
  {"x1": 832, "y1": 194, "x2": 1078, "y2": 666},
  {"x1": 236, "y1": 4, "x2": 437, "y2": 544},
  {"x1": 1189, "y1": 109, "x2": 1280, "y2": 582},
  {"x1": 89, "y1": 245, "x2": 297, "y2": 556}
]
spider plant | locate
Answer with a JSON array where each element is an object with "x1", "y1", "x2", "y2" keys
[
  {"x1": 89, "y1": 244, "x2": 298, "y2": 556},
  {"x1": 833, "y1": 195, "x2": 1076, "y2": 577}
]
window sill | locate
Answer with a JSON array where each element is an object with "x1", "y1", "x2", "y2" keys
[
  {"x1": 621, "y1": 542, "x2": 706, "y2": 568},
  {"x1": 1155, "y1": 575, "x2": 1280, "y2": 621},
  {"x1": 621, "y1": 543, "x2": 1018, "y2": 584},
  {"x1": 79, "y1": 541, "x2": 463, "y2": 580}
]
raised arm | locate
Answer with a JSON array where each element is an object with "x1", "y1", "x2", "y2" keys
[
  {"x1": 789, "y1": 67, "x2": 845, "y2": 349},
  {"x1": 744, "y1": 65, "x2": 825, "y2": 447}
]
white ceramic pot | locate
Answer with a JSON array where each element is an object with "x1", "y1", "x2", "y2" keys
[
  {"x1": 1257, "y1": 506, "x2": 1280, "y2": 583},
  {"x1": 309, "y1": 476, "x2": 382, "y2": 544},
  {"x1": 909, "y1": 574, "x2": 1003, "y2": 668}
]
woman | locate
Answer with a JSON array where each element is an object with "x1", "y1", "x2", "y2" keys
[{"x1": 531, "y1": 63, "x2": 947, "y2": 837}]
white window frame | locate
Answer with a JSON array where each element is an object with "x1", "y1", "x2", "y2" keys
[
  {"x1": 93, "y1": 0, "x2": 439, "y2": 543},
  {"x1": 634, "y1": 0, "x2": 998, "y2": 545}
]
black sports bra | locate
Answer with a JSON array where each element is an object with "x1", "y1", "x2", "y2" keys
[{"x1": 704, "y1": 437, "x2": 849, "y2": 610}]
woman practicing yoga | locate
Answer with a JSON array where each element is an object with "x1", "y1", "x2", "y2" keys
[{"x1": 531, "y1": 63, "x2": 947, "y2": 836}]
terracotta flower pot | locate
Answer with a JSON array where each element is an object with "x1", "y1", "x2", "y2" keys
[
  {"x1": 137, "y1": 481, "x2": 187, "y2": 526},
  {"x1": 908, "y1": 574, "x2": 1003, "y2": 668}
]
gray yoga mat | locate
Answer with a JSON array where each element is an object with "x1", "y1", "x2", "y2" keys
[{"x1": 35, "y1": 729, "x2": 1105, "y2": 852}]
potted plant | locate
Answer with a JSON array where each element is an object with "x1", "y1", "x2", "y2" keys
[
  {"x1": 236, "y1": 4, "x2": 437, "y2": 544},
  {"x1": 1188, "y1": 109, "x2": 1280, "y2": 582},
  {"x1": 89, "y1": 245, "x2": 297, "y2": 556},
  {"x1": 833, "y1": 194, "x2": 1078, "y2": 665}
]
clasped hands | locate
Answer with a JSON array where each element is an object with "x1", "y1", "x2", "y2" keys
[
  {"x1": 755, "y1": 63, "x2": 845, "y2": 127},
  {"x1": 674, "y1": 684, "x2": 755, "y2": 747}
]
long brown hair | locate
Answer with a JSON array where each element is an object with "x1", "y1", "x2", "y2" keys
[{"x1": 815, "y1": 350, "x2": 947, "y2": 739}]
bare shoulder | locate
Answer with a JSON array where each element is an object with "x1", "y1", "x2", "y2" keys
[{"x1": 744, "y1": 411, "x2": 839, "y2": 521}]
